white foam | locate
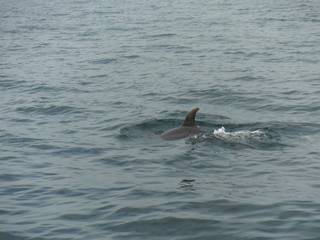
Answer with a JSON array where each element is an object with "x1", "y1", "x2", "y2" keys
[{"x1": 213, "y1": 126, "x2": 265, "y2": 143}]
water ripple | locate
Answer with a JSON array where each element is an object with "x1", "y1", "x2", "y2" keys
[{"x1": 15, "y1": 105, "x2": 84, "y2": 115}]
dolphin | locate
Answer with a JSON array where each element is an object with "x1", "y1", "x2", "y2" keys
[{"x1": 161, "y1": 108, "x2": 201, "y2": 140}]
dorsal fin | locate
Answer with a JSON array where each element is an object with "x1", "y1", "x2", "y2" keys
[{"x1": 182, "y1": 108, "x2": 199, "y2": 127}]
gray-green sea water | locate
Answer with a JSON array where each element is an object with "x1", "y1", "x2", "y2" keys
[{"x1": 1, "y1": 0, "x2": 320, "y2": 239}]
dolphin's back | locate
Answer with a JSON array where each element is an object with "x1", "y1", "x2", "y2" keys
[{"x1": 161, "y1": 126, "x2": 200, "y2": 140}]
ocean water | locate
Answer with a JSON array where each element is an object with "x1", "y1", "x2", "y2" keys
[{"x1": 1, "y1": 0, "x2": 320, "y2": 239}]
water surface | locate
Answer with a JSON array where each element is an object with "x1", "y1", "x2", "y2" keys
[{"x1": 1, "y1": 0, "x2": 320, "y2": 239}]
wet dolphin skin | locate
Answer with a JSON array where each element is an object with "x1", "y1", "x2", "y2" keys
[{"x1": 161, "y1": 108, "x2": 201, "y2": 140}]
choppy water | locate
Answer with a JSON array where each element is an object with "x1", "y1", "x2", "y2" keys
[{"x1": 1, "y1": 0, "x2": 320, "y2": 239}]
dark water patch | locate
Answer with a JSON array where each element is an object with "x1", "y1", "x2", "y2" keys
[
  {"x1": 302, "y1": 18, "x2": 320, "y2": 23},
  {"x1": 281, "y1": 90, "x2": 301, "y2": 95},
  {"x1": 30, "y1": 162, "x2": 54, "y2": 170},
  {"x1": 89, "y1": 74, "x2": 109, "y2": 79},
  {"x1": 51, "y1": 188, "x2": 87, "y2": 197},
  {"x1": 109, "y1": 206, "x2": 160, "y2": 219},
  {"x1": 120, "y1": 188, "x2": 194, "y2": 201},
  {"x1": 24, "y1": 84, "x2": 65, "y2": 94},
  {"x1": 85, "y1": 186, "x2": 133, "y2": 198},
  {"x1": 20, "y1": 186, "x2": 54, "y2": 199},
  {"x1": 0, "y1": 173, "x2": 22, "y2": 182},
  {"x1": 0, "y1": 133, "x2": 40, "y2": 145},
  {"x1": 278, "y1": 210, "x2": 312, "y2": 219},
  {"x1": 261, "y1": 17, "x2": 293, "y2": 23},
  {"x1": 100, "y1": 122, "x2": 126, "y2": 131},
  {"x1": 68, "y1": 86, "x2": 93, "y2": 94},
  {"x1": 0, "y1": 232, "x2": 27, "y2": 240},
  {"x1": 6, "y1": 44, "x2": 27, "y2": 52},
  {"x1": 224, "y1": 50, "x2": 247, "y2": 56},
  {"x1": 180, "y1": 179, "x2": 195, "y2": 184},
  {"x1": 46, "y1": 227, "x2": 84, "y2": 238},
  {"x1": 141, "y1": 91, "x2": 163, "y2": 98},
  {"x1": 0, "y1": 74, "x2": 9, "y2": 79},
  {"x1": 51, "y1": 146, "x2": 106, "y2": 157},
  {"x1": 88, "y1": 74, "x2": 108, "y2": 79},
  {"x1": 96, "y1": 155, "x2": 137, "y2": 167},
  {"x1": 93, "y1": 10, "x2": 122, "y2": 14},
  {"x1": 78, "y1": 30, "x2": 98, "y2": 37},
  {"x1": 61, "y1": 129, "x2": 77, "y2": 134},
  {"x1": 105, "y1": 26, "x2": 143, "y2": 31},
  {"x1": 9, "y1": 118, "x2": 34, "y2": 123},
  {"x1": 59, "y1": 213, "x2": 96, "y2": 221},
  {"x1": 51, "y1": 12, "x2": 69, "y2": 17},
  {"x1": 168, "y1": 199, "x2": 264, "y2": 216},
  {"x1": 91, "y1": 58, "x2": 117, "y2": 65},
  {"x1": 0, "y1": 209, "x2": 11, "y2": 215},
  {"x1": 0, "y1": 156, "x2": 18, "y2": 161},
  {"x1": 93, "y1": 204, "x2": 118, "y2": 215},
  {"x1": 15, "y1": 105, "x2": 84, "y2": 115},
  {"x1": 122, "y1": 55, "x2": 140, "y2": 59},
  {"x1": 0, "y1": 79, "x2": 27, "y2": 89},
  {"x1": 0, "y1": 208, "x2": 30, "y2": 218},
  {"x1": 0, "y1": 185, "x2": 34, "y2": 196},
  {"x1": 308, "y1": 151, "x2": 320, "y2": 156},
  {"x1": 179, "y1": 179, "x2": 196, "y2": 191},
  {"x1": 31, "y1": 42, "x2": 50, "y2": 49},
  {"x1": 147, "y1": 44, "x2": 190, "y2": 52},
  {"x1": 78, "y1": 81, "x2": 91, "y2": 86},
  {"x1": 30, "y1": 144, "x2": 59, "y2": 151},
  {"x1": 149, "y1": 33, "x2": 177, "y2": 38},
  {"x1": 180, "y1": 62, "x2": 192, "y2": 66},
  {"x1": 109, "y1": 217, "x2": 221, "y2": 237},
  {"x1": 232, "y1": 75, "x2": 266, "y2": 82}
]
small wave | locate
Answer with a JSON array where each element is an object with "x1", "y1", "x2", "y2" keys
[
  {"x1": 146, "y1": 44, "x2": 190, "y2": 53},
  {"x1": 24, "y1": 85, "x2": 64, "y2": 94},
  {"x1": 89, "y1": 74, "x2": 108, "y2": 79},
  {"x1": 122, "y1": 55, "x2": 140, "y2": 59},
  {"x1": 149, "y1": 33, "x2": 177, "y2": 38},
  {"x1": 30, "y1": 144, "x2": 59, "y2": 151},
  {"x1": 91, "y1": 58, "x2": 117, "y2": 65},
  {"x1": 0, "y1": 79, "x2": 27, "y2": 89},
  {"x1": 58, "y1": 213, "x2": 95, "y2": 221},
  {"x1": 179, "y1": 179, "x2": 196, "y2": 191},
  {"x1": 0, "y1": 74, "x2": 9, "y2": 79},
  {"x1": 15, "y1": 105, "x2": 83, "y2": 115},
  {"x1": 0, "y1": 173, "x2": 22, "y2": 182},
  {"x1": 0, "y1": 133, "x2": 40, "y2": 145},
  {"x1": 19, "y1": 24, "x2": 48, "y2": 31},
  {"x1": 51, "y1": 146, "x2": 106, "y2": 157}
]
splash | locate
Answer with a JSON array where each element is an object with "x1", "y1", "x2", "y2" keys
[
  {"x1": 214, "y1": 126, "x2": 263, "y2": 137},
  {"x1": 212, "y1": 126, "x2": 268, "y2": 145}
]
